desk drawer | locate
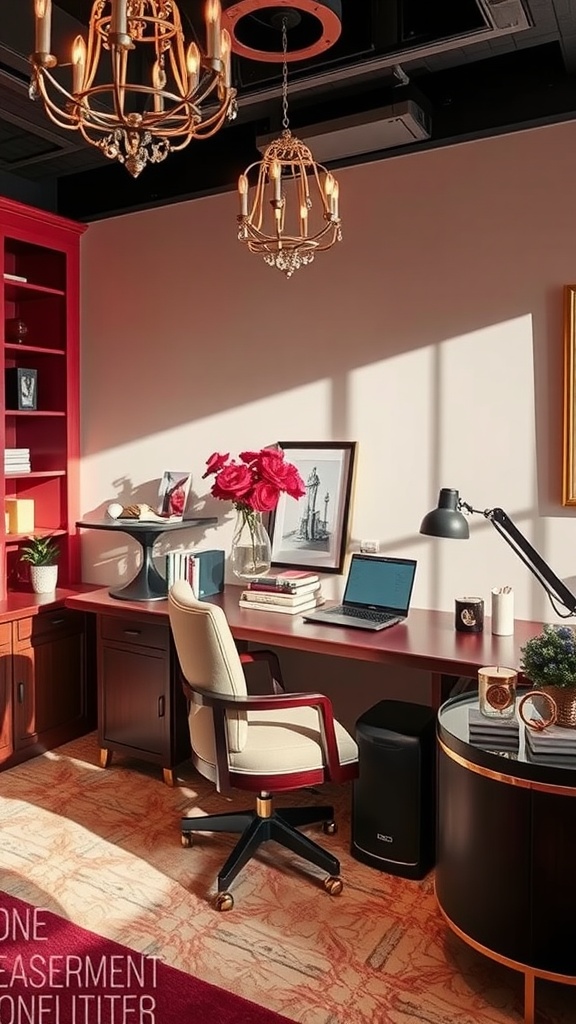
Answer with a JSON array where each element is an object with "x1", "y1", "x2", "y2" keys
[
  {"x1": 100, "y1": 615, "x2": 169, "y2": 651},
  {"x1": 15, "y1": 609, "x2": 84, "y2": 644},
  {"x1": 0, "y1": 622, "x2": 10, "y2": 647}
]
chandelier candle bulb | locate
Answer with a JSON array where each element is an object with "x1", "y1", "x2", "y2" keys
[
  {"x1": 72, "y1": 36, "x2": 86, "y2": 95},
  {"x1": 110, "y1": 0, "x2": 128, "y2": 37},
  {"x1": 206, "y1": 0, "x2": 222, "y2": 62},
  {"x1": 34, "y1": 0, "x2": 52, "y2": 55},
  {"x1": 491, "y1": 586, "x2": 514, "y2": 636},
  {"x1": 152, "y1": 61, "x2": 165, "y2": 113},
  {"x1": 221, "y1": 30, "x2": 231, "y2": 89},
  {"x1": 186, "y1": 44, "x2": 200, "y2": 93},
  {"x1": 238, "y1": 175, "x2": 249, "y2": 216}
]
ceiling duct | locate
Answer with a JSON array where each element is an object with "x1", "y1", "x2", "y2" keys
[{"x1": 256, "y1": 100, "x2": 431, "y2": 164}]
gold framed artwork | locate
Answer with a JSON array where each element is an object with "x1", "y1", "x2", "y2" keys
[{"x1": 563, "y1": 285, "x2": 576, "y2": 505}]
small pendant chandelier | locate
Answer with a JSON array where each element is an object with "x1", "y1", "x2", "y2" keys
[
  {"x1": 29, "y1": 0, "x2": 237, "y2": 179},
  {"x1": 236, "y1": 17, "x2": 342, "y2": 278}
]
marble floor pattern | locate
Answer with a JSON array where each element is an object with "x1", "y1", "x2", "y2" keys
[{"x1": 0, "y1": 734, "x2": 573, "y2": 1024}]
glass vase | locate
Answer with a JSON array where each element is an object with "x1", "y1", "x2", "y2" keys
[{"x1": 231, "y1": 508, "x2": 272, "y2": 580}]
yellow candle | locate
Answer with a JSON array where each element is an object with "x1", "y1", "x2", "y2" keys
[
  {"x1": 206, "y1": 0, "x2": 222, "y2": 61},
  {"x1": 34, "y1": 0, "x2": 52, "y2": 53},
  {"x1": 72, "y1": 35, "x2": 86, "y2": 94},
  {"x1": 221, "y1": 29, "x2": 231, "y2": 88},
  {"x1": 238, "y1": 174, "x2": 248, "y2": 216},
  {"x1": 186, "y1": 44, "x2": 200, "y2": 94},
  {"x1": 152, "y1": 61, "x2": 165, "y2": 113},
  {"x1": 270, "y1": 159, "x2": 281, "y2": 202}
]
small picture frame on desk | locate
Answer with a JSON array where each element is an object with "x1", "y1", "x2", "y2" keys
[{"x1": 5, "y1": 367, "x2": 37, "y2": 411}]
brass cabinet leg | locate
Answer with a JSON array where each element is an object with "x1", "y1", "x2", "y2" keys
[
  {"x1": 162, "y1": 768, "x2": 175, "y2": 787},
  {"x1": 99, "y1": 748, "x2": 112, "y2": 769},
  {"x1": 524, "y1": 971, "x2": 535, "y2": 1024}
]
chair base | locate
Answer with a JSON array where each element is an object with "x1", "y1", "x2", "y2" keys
[{"x1": 181, "y1": 800, "x2": 340, "y2": 895}]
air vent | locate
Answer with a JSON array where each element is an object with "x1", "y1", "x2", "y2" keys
[
  {"x1": 257, "y1": 101, "x2": 431, "y2": 164},
  {"x1": 480, "y1": 0, "x2": 531, "y2": 31}
]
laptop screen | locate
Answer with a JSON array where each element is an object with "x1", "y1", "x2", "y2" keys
[{"x1": 343, "y1": 554, "x2": 417, "y2": 613}]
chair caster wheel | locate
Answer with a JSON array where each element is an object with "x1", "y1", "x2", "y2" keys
[
  {"x1": 324, "y1": 875, "x2": 343, "y2": 896},
  {"x1": 323, "y1": 820, "x2": 337, "y2": 835},
  {"x1": 215, "y1": 892, "x2": 234, "y2": 912},
  {"x1": 181, "y1": 832, "x2": 193, "y2": 847}
]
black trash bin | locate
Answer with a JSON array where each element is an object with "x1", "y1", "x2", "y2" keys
[{"x1": 351, "y1": 699, "x2": 436, "y2": 879}]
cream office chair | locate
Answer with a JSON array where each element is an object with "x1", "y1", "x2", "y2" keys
[{"x1": 168, "y1": 580, "x2": 359, "y2": 911}]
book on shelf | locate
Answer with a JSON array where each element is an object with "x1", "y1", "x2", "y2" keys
[
  {"x1": 238, "y1": 595, "x2": 325, "y2": 616},
  {"x1": 3, "y1": 273, "x2": 27, "y2": 283},
  {"x1": 5, "y1": 466, "x2": 31, "y2": 475},
  {"x1": 240, "y1": 583, "x2": 321, "y2": 607},
  {"x1": 5, "y1": 448, "x2": 30, "y2": 456}
]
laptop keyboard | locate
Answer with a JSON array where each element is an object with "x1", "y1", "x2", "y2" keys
[{"x1": 327, "y1": 606, "x2": 399, "y2": 624}]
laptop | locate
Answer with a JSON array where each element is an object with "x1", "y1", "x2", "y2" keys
[{"x1": 302, "y1": 554, "x2": 417, "y2": 631}]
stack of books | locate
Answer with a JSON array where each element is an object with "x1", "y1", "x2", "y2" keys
[
  {"x1": 524, "y1": 724, "x2": 576, "y2": 766},
  {"x1": 239, "y1": 569, "x2": 324, "y2": 616},
  {"x1": 5, "y1": 448, "x2": 31, "y2": 474},
  {"x1": 468, "y1": 708, "x2": 520, "y2": 753}
]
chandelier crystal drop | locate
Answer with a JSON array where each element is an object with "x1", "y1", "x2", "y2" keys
[
  {"x1": 30, "y1": 0, "x2": 237, "y2": 178},
  {"x1": 236, "y1": 18, "x2": 341, "y2": 278}
]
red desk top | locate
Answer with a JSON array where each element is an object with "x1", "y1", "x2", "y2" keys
[{"x1": 65, "y1": 585, "x2": 548, "y2": 678}]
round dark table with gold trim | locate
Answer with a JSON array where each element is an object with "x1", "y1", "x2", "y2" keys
[{"x1": 437, "y1": 692, "x2": 576, "y2": 1024}]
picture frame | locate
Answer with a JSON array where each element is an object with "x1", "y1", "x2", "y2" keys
[
  {"x1": 563, "y1": 286, "x2": 576, "y2": 505},
  {"x1": 269, "y1": 442, "x2": 357, "y2": 573},
  {"x1": 5, "y1": 367, "x2": 37, "y2": 411},
  {"x1": 158, "y1": 471, "x2": 192, "y2": 518}
]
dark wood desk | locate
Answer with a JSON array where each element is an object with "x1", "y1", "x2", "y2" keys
[{"x1": 66, "y1": 585, "x2": 548, "y2": 782}]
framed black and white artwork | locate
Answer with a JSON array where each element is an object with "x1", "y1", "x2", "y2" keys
[{"x1": 269, "y1": 442, "x2": 357, "y2": 574}]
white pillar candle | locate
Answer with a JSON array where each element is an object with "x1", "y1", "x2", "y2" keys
[{"x1": 491, "y1": 587, "x2": 514, "y2": 636}]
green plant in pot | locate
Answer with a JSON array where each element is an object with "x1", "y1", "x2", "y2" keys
[
  {"x1": 20, "y1": 535, "x2": 60, "y2": 595},
  {"x1": 520, "y1": 624, "x2": 576, "y2": 728}
]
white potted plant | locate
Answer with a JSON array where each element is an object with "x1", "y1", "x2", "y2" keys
[{"x1": 20, "y1": 535, "x2": 60, "y2": 594}]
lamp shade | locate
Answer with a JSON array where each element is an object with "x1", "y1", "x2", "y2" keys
[{"x1": 419, "y1": 488, "x2": 470, "y2": 539}]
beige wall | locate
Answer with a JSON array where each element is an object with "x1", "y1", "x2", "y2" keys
[{"x1": 79, "y1": 120, "x2": 576, "y2": 715}]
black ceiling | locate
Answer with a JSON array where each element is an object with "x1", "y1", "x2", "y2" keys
[{"x1": 1, "y1": 1, "x2": 576, "y2": 221}]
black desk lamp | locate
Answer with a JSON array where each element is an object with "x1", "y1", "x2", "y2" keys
[{"x1": 420, "y1": 487, "x2": 576, "y2": 617}]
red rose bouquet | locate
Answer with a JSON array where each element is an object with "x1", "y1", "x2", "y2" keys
[{"x1": 203, "y1": 448, "x2": 306, "y2": 576}]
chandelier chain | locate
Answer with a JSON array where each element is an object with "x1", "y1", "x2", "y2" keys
[{"x1": 281, "y1": 18, "x2": 289, "y2": 131}]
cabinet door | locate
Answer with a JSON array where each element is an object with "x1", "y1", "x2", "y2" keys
[
  {"x1": 0, "y1": 638, "x2": 12, "y2": 763},
  {"x1": 99, "y1": 644, "x2": 170, "y2": 761},
  {"x1": 12, "y1": 611, "x2": 87, "y2": 750}
]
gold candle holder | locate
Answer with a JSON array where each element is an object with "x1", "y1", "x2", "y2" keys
[{"x1": 478, "y1": 665, "x2": 517, "y2": 719}]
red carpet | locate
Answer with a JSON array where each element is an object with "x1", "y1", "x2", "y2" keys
[{"x1": 0, "y1": 892, "x2": 293, "y2": 1023}]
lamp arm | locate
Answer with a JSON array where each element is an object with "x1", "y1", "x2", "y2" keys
[{"x1": 482, "y1": 506, "x2": 576, "y2": 615}]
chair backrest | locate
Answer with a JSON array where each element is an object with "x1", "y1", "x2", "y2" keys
[{"x1": 168, "y1": 580, "x2": 248, "y2": 761}]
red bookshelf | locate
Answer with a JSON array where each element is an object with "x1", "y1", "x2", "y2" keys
[{"x1": 1, "y1": 197, "x2": 87, "y2": 597}]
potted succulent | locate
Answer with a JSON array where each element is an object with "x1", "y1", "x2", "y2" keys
[
  {"x1": 20, "y1": 535, "x2": 60, "y2": 594},
  {"x1": 520, "y1": 624, "x2": 576, "y2": 728}
]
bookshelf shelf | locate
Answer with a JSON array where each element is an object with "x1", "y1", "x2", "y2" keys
[{"x1": 1, "y1": 197, "x2": 87, "y2": 597}]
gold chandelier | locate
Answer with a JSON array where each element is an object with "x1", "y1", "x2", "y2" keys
[
  {"x1": 30, "y1": 0, "x2": 237, "y2": 178},
  {"x1": 236, "y1": 18, "x2": 341, "y2": 278}
]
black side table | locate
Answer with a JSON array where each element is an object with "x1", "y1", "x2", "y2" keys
[
  {"x1": 437, "y1": 692, "x2": 576, "y2": 1024},
  {"x1": 76, "y1": 517, "x2": 217, "y2": 601}
]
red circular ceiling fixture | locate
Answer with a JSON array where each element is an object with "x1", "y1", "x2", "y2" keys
[{"x1": 221, "y1": 1, "x2": 342, "y2": 64}]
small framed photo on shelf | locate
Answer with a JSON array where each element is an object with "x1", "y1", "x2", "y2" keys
[
  {"x1": 158, "y1": 470, "x2": 192, "y2": 518},
  {"x1": 5, "y1": 367, "x2": 37, "y2": 411},
  {"x1": 269, "y1": 441, "x2": 357, "y2": 574}
]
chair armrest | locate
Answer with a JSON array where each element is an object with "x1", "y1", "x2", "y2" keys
[
  {"x1": 239, "y1": 649, "x2": 285, "y2": 693},
  {"x1": 181, "y1": 682, "x2": 345, "y2": 779}
]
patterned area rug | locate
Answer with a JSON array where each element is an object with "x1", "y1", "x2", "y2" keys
[
  {"x1": 0, "y1": 733, "x2": 573, "y2": 1024},
  {"x1": 0, "y1": 890, "x2": 291, "y2": 1023}
]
